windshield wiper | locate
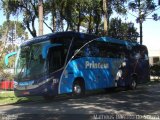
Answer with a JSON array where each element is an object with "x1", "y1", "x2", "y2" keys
[{"x1": 17, "y1": 63, "x2": 26, "y2": 82}]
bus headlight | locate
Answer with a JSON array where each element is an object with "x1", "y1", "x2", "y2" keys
[
  {"x1": 116, "y1": 70, "x2": 122, "y2": 80},
  {"x1": 14, "y1": 81, "x2": 18, "y2": 88},
  {"x1": 122, "y1": 62, "x2": 126, "y2": 67}
]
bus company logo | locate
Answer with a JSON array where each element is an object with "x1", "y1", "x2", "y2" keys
[{"x1": 85, "y1": 61, "x2": 109, "y2": 69}]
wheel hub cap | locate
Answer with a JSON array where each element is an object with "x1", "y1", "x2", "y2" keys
[{"x1": 74, "y1": 85, "x2": 81, "y2": 94}]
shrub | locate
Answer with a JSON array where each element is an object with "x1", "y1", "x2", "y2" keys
[{"x1": 150, "y1": 64, "x2": 160, "y2": 77}]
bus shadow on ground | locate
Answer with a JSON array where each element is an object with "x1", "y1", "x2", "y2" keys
[{"x1": 3, "y1": 82, "x2": 160, "y2": 120}]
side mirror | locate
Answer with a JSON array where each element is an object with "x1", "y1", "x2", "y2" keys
[{"x1": 5, "y1": 52, "x2": 17, "y2": 66}]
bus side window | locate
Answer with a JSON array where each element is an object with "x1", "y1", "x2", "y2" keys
[
  {"x1": 81, "y1": 41, "x2": 100, "y2": 57},
  {"x1": 71, "y1": 40, "x2": 86, "y2": 58},
  {"x1": 90, "y1": 46, "x2": 99, "y2": 57},
  {"x1": 75, "y1": 49, "x2": 85, "y2": 57},
  {"x1": 47, "y1": 46, "x2": 65, "y2": 73},
  {"x1": 105, "y1": 43, "x2": 125, "y2": 58}
]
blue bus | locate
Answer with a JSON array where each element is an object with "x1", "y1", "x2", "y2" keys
[{"x1": 14, "y1": 31, "x2": 150, "y2": 99}]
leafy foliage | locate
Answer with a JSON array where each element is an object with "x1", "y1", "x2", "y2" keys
[
  {"x1": 0, "y1": 20, "x2": 28, "y2": 40},
  {"x1": 128, "y1": 0, "x2": 157, "y2": 23},
  {"x1": 1, "y1": 0, "x2": 158, "y2": 37},
  {"x1": 150, "y1": 64, "x2": 160, "y2": 77},
  {"x1": 0, "y1": 45, "x2": 16, "y2": 80},
  {"x1": 108, "y1": 18, "x2": 139, "y2": 42},
  {"x1": 0, "y1": 20, "x2": 25, "y2": 80},
  {"x1": 128, "y1": 0, "x2": 157, "y2": 44},
  {"x1": 152, "y1": 13, "x2": 160, "y2": 21},
  {"x1": 1, "y1": 0, "x2": 131, "y2": 37},
  {"x1": 1, "y1": 0, "x2": 39, "y2": 37}
]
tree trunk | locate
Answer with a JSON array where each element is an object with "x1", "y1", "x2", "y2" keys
[
  {"x1": 38, "y1": 0, "x2": 43, "y2": 36},
  {"x1": 140, "y1": 22, "x2": 143, "y2": 45},
  {"x1": 103, "y1": 0, "x2": 108, "y2": 35},
  {"x1": 52, "y1": 13, "x2": 56, "y2": 32},
  {"x1": 138, "y1": 0, "x2": 143, "y2": 45},
  {"x1": 77, "y1": 8, "x2": 81, "y2": 32},
  {"x1": 88, "y1": 13, "x2": 92, "y2": 34},
  {"x1": 26, "y1": 20, "x2": 37, "y2": 38}
]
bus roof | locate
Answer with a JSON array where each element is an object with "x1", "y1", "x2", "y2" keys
[
  {"x1": 21, "y1": 31, "x2": 139, "y2": 47},
  {"x1": 98, "y1": 36, "x2": 139, "y2": 46},
  {"x1": 21, "y1": 31, "x2": 98, "y2": 47}
]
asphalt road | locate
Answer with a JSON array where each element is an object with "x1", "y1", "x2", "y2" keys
[{"x1": 0, "y1": 82, "x2": 160, "y2": 120}]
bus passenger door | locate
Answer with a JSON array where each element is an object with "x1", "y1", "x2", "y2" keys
[
  {"x1": 83, "y1": 57, "x2": 102, "y2": 90},
  {"x1": 99, "y1": 58, "x2": 115, "y2": 88},
  {"x1": 98, "y1": 43, "x2": 124, "y2": 88},
  {"x1": 79, "y1": 44, "x2": 102, "y2": 90}
]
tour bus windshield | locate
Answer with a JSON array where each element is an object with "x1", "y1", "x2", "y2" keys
[
  {"x1": 15, "y1": 42, "x2": 48, "y2": 81},
  {"x1": 15, "y1": 40, "x2": 65, "y2": 81}
]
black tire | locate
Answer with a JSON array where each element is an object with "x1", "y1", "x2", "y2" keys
[
  {"x1": 129, "y1": 78, "x2": 137, "y2": 90},
  {"x1": 72, "y1": 80, "x2": 85, "y2": 97}
]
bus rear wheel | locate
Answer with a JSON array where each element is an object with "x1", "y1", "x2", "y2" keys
[
  {"x1": 72, "y1": 80, "x2": 85, "y2": 97},
  {"x1": 129, "y1": 78, "x2": 137, "y2": 90}
]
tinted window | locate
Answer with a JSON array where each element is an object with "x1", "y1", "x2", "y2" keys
[
  {"x1": 47, "y1": 46, "x2": 67, "y2": 73},
  {"x1": 93, "y1": 41, "x2": 128, "y2": 58},
  {"x1": 132, "y1": 45, "x2": 148, "y2": 60},
  {"x1": 72, "y1": 40, "x2": 129, "y2": 59}
]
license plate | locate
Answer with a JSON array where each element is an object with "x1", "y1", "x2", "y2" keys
[
  {"x1": 19, "y1": 81, "x2": 34, "y2": 86},
  {"x1": 23, "y1": 91, "x2": 30, "y2": 95}
]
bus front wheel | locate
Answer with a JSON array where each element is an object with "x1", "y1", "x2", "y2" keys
[{"x1": 72, "y1": 80, "x2": 85, "y2": 97}]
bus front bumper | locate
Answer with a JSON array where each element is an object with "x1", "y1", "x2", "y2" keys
[{"x1": 14, "y1": 82, "x2": 59, "y2": 97}]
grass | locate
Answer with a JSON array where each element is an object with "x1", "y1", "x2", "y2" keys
[{"x1": 0, "y1": 91, "x2": 43, "y2": 105}]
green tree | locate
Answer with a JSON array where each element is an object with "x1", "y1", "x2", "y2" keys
[
  {"x1": 103, "y1": 0, "x2": 127, "y2": 35},
  {"x1": 44, "y1": 0, "x2": 102, "y2": 33},
  {"x1": 41, "y1": 0, "x2": 129, "y2": 35},
  {"x1": 1, "y1": 0, "x2": 137, "y2": 38},
  {"x1": 1, "y1": 0, "x2": 38, "y2": 37},
  {"x1": 1, "y1": 0, "x2": 20, "y2": 42},
  {"x1": 128, "y1": 0, "x2": 157, "y2": 44},
  {"x1": 108, "y1": 18, "x2": 139, "y2": 42},
  {"x1": 0, "y1": 20, "x2": 28, "y2": 39},
  {"x1": 0, "y1": 20, "x2": 27, "y2": 80}
]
